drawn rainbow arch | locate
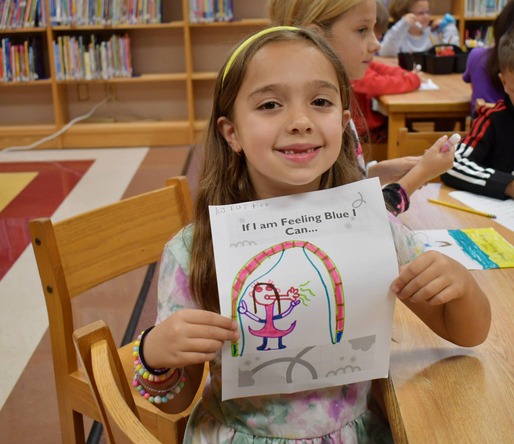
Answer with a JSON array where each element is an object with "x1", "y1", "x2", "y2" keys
[{"x1": 231, "y1": 240, "x2": 344, "y2": 356}]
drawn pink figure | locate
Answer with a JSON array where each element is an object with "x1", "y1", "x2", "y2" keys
[
  {"x1": 238, "y1": 282, "x2": 301, "y2": 351},
  {"x1": 231, "y1": 241, "x2": 345, "y2": 357}
]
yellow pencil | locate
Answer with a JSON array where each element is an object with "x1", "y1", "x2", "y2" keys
[{"x1": 428, "y1": 198, "x2": 497, "y2": 219}]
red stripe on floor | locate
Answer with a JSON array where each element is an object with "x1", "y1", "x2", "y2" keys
[{"x1": 0, "y1": 160, "x2": 93, "y2": 280}]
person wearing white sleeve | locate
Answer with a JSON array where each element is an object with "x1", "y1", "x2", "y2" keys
[{"x1": 379, "y1": 0, "x2": 460, "y2": 57}]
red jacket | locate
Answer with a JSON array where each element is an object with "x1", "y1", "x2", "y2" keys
[{"x1": 352, "y1": 61, "x2": 421, "y2": 136}]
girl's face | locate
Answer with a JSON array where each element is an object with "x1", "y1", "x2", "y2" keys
[
  {"x1": 410, "y1": 0, "x2": 431, "y2": 30},
  {"x1": 218, "y1": 40, "x2": 350, "y2": 200},
  {"x1": 325, "y1": 0, "x2": 380, "y2": 80}
]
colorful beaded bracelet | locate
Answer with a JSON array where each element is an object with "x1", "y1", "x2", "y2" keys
[
  {"x1": 133, "y1": 327, "x2": 173, "y2": 382},
  {"x1": 132, "y1": 367, "x2": 186, "y2": 404}
]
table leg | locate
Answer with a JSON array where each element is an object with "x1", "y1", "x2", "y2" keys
[{"x1": 387, "y1": 113, "x2": 405, "y2": 159}]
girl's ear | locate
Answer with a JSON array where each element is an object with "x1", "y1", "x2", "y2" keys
[
  {"x1": 342, "y1": 110, "x2": 351, "y2": 129},
  {"x1": 217, "y1": 116, "x2": 242, "y2": 153}
]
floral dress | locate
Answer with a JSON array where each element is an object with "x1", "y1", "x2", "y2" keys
[{"x1": 157, "y1": 217, "x2": 423, "y2": 443}]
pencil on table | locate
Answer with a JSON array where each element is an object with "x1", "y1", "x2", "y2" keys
[{"x1": 428, "y1": 198, "x2": 497, "y2": 219}]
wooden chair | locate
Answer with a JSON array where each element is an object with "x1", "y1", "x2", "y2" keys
[
  {"x1": 29, "y1": 176, "x2": 198, "y2": 443},
  {"x1": 73, "y1": 320, "x2": 161, "y2": 444},
  {"x1": 397, "y1": 127, "x2": 467, "y2": 182},
  {"x1": 397, "y1": 127, "x2": 467, "y2": 158}
]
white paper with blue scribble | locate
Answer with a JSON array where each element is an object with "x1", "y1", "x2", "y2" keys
[{"x1": 209, "y1": 178, "x2": 398, "y2": 400}]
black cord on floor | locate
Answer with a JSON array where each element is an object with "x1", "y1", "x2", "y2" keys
[{"x1": 86, "y1": 262, "x2": 157, "y2": 444}]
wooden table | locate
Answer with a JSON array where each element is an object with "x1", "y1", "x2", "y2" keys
[
  {"x1": 381, "y1": 183, "x2": 514, "y2": 443},
  {"x1": 375, "y1": 63, "x2": 471, "y2": 159}
]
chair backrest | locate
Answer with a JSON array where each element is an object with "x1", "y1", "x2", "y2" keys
[
  {"x1": 29, "y1": 176, "x2": 192, "y2": 442},
  {"x1": 397, "y1": 127, "x2": 467, "y2": 158},
  {"x1": 74, "y1": 320, "x2": 160, "y2": 444}
]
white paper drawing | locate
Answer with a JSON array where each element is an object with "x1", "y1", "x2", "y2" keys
[{"x1": 209, "y1": 178, "x2": 399, "y2": 400}]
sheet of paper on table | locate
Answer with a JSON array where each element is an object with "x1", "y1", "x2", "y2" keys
[
  {"x1": 419, "y1": 78, "x2": 439, "y2": 90},
  {"x1": 209, "y1": 178, "x2": 399, "y2": 400},
  {"x1": 449, "y1": 191, "x2": 514, "y2": 232},
  {"x1": 413, "y1": 227, "x2": 514, "y2": 270}
]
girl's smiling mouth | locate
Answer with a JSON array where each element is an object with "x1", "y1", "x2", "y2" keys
[{"x1": 276, "y1": 144, "x2": 321, "y2": 162}]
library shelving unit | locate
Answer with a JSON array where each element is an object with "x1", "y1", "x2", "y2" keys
[
  {"x1": 1, "y1": 0, "x2": 504, "y2": 150},
  {"x1": 0, "y1": 0, "x2": 269, "y2": 150},
  {"x1": 431, "y1": 0, "x2": 502, "y2": 48}
]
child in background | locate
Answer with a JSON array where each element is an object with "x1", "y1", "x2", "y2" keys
[
  {"x1": 269, "y1": 0, "x2": 454, "y2": 215},
  {"x1": 353, "y1": 0, "x2": 424, "y2": 143},
  {"x1": 137, "y1": 27, "x2": 490, "y2": 443},
  {"x1": 442, "y1": 26, "x2": 514, "y2": 199},
  {"x1": 462, "y1": 0, "x2": 514, "y2": 116},
  {"x1": 379, "y1": 0, "x2": 460, "y2": 57}
]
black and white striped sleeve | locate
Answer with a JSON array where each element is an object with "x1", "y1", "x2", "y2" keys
[{"x1": 441, "y1": 102, "x2": 514, "y2": 200}]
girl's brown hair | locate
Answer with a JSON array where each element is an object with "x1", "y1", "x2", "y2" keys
[
  {"x1": 268, "y1": 0, "x2": 363, "y2": 29},
  {"x1": 189, "y1": 27, "x2": 362, "y2": 312},
  {"x1": 388, "y1": 0, "x2": 423, "y2": 22},
  {"x1": 487, "y1": 0, "x2": 514, "y2": 89}
]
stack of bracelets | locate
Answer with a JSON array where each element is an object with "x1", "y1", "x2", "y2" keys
[{"x1": 132, "y1": 326, "x2": 185, "y2": 404}]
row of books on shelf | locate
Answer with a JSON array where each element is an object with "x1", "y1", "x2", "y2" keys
[
  {"x1": 49, "y1": 0, "x2": 162, "y2": 26},
  {"x1": 189, "y1": 0, "x2": 234, "y2": 23},
  {"x1": 0, "y1": 0, "x2": 46, "y2": 29},
  {"x1": 465, "y1": 0, "x2": 508, "y2": 16},
  {"x1": 54, "y1": 33, "x2": 133, "y2": 80},
  {"x1": 1, "y1": 37, "x2": 44, "y2": 82},
  {"x1": 465, "y1": 25, "x2": 494, "y2": 48}
]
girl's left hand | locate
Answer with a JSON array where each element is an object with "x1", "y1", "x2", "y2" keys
[
  {"x1": 391, "y1": 250, "x2": 470, "y2": 305},
  {"x1": 390, "y1": 251, "x2": 491, "y2": 347},
  {"x1": 430, "y1": 18, "x2": 443, "y2": 30}
]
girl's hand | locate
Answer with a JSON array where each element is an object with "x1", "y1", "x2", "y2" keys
[
  {"x1": 397, "y1": 135, "x2": 454, "y2": 196},
  {"x1": 391, "y1": 250, "x2": 471, "y2": 305},
  {"x1": 416, "y1": 135, "x2": 455, "y2": 179},
  {"x1": 144, "y1": 309, "x2": 240, "y2": 369},
  {"x1": 414, "y1": 70, "x2": 427, "y2": 82},
  {"x1": 431, "y1": 18, "x2": 443, "y2": 29},
  {"x1": 403, "y1": 13, "x2": 418, "y2": 27},
  {"x1": 390, "y1": 251, "x2": 491, "y2": 347},
  {"x1": 368, "y1": 157, "x2": 420, "y2": 185}
]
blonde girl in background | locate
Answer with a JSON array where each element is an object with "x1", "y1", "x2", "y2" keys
[
  {"x1": 352, "y1": 0, "x2": 424, "y2": 143},
  {"x1": 136, "y1": 26, "x2": 490, "y2": 443},
  {"x1": 268, "y1": 0, "x2": 454, "y2": 215}
]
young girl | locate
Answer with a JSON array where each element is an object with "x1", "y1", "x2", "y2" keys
[
  {"x1": 268, "y1": 0, "x2": 453, "y2": 214},
  {"x1": 379, "y1": 0, "x2": 460, "y2": 57},
  {"x1": 137, "y1": 27, "x2": 490, "y2": 443},
  {"x1": 352, "y1": 0, "x2": 424, "y2": 143}
]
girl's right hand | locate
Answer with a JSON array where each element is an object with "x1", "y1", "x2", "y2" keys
[
  {"x1": 403, "y1": 13, "x2": 419, "y2": 27},
  {"x1": 144, "y1": 309, "x2": 240, "y2": 369},
  {"x1": 416, "y1": 135, "x2": 455, "y2": 179},
  {"x1": 397, "y1": 135, "x2": 454, "y2": 196}
]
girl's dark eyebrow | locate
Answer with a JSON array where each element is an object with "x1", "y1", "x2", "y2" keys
[
  {"x1": 313, "y1": 80, "x2": 340, "y2": 93},
  {"x1": 249, "y1": 80, "x2": 339, "y2": 98}
]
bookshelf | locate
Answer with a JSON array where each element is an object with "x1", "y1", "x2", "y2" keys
[
  {"x1": 0, "y1": 0, "x2": 505, "y2": 150},
  {"x1": 0, "y1": 0, "x2": 269, "y2": 150},
  {"x1": 429, "y1": 0, "x2": 503, "y2": 48}
]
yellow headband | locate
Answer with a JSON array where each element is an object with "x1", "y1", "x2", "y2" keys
[{"x1": 222, "y1": 26, "x2": 300, "y2": 84}]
